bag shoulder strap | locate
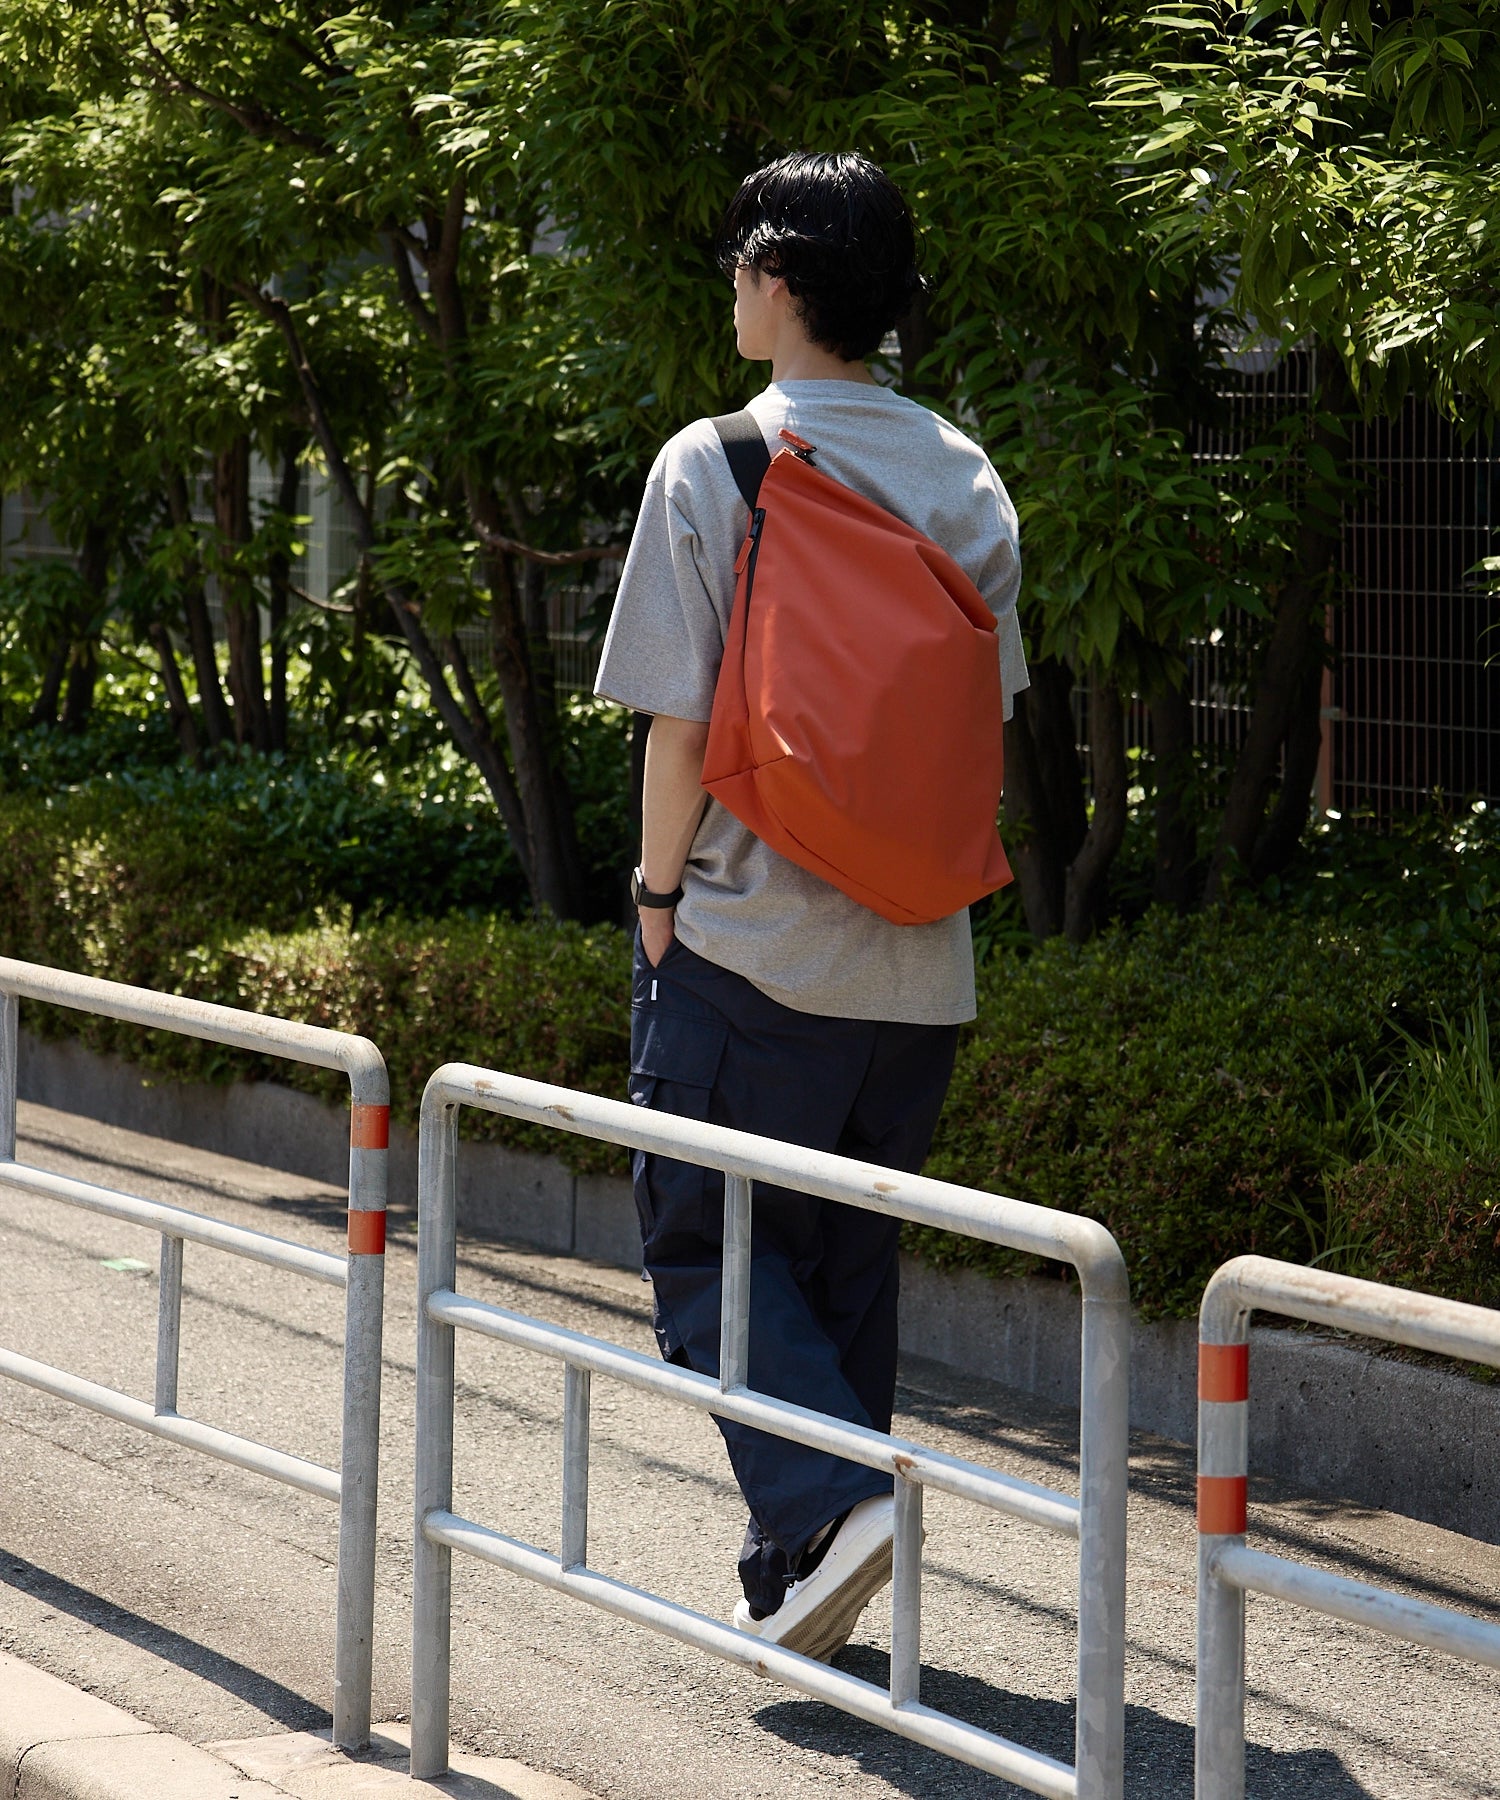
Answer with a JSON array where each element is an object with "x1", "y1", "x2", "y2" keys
[{"x1": 710, "y1": 410, "x2": 772, "y2": 510}]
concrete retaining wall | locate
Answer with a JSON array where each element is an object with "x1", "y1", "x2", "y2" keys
[{"x1": 15, "y1": 1027, "x2": 1500, "y2": 1545}]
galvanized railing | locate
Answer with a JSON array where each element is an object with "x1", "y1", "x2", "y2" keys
[
  {"x1": 411, "y1": 1064, "x2": 1130, "y2": 1800},
  {"x1": 1196, "y1": 1254, "x2": 1500, "y2": 1799},
  {"x1": 0, "y1": 958, "x2": 389, "y2": 1749}
]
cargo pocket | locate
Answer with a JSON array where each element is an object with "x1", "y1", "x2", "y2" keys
[{"x1": 629, "y1": 999, "x2": 728, "y2": 1249}]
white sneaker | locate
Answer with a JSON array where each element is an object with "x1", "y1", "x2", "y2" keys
[
  {"x1": 732, "y1": 1597, "x2": 763, "y2": 1636},
  {"x1": 731, "y1": 1495, "x2": 896, "y2": 1663}
]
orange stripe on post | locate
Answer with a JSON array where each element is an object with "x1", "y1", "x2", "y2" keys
[
  {"x1": 350, "y1": 1103, "x2": 390, "y2": 1150},
  {"x1": 348, "y1": 1210, "x2": 387, "y2": 1256},
  {"x1": 1199, "y1": 1341, "x2": 1249, "y2": 1403},
  {"x1": 1197, "y1": 1474, "x2": 1248, "y2": 1536}
]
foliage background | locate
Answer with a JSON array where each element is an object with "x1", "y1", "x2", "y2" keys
[{"x1": 4, "y1": 1, "x2": 1498, "y2": 934}]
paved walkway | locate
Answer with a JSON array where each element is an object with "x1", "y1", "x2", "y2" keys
[
  {"x1": 0, "y1": 1647, "x2": 589, "y2": 1797},
  {"x1": 0, "y1": 1101, "x2": 1498, "y2": 1797}
]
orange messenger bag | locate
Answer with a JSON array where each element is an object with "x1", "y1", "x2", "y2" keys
[{"x1": 701, "y1": 410, "x2": 1012, "y2": 926}]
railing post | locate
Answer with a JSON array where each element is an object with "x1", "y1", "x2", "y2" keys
[
  {"x1": 1196, "y1": 1328, "x2": 1251, "y2": 1800},
  {"x1": 0, "y1": 987, "x2": 17, "y2": 1163},
  {"x1": 889, "y1": 1472, "x2": 923, "y2": 1708},
  {"x1": 561, "y1": 1364, "x2": 591, "y2": 1571},
  {"x1": 0, "y1": 959, "x2": 389, "y2": 1752},
  {"x1": 1075, "y1": 1279, "x2": 1130, "y2": 1800},
  {"x1": 719, "y1": 1174, "x2": 752, "y2": 1391},
  {"x1": 412, "y1": 1090, "x2": 459, "y2": 1782},
  {"x1": 155, "y1": 1235, "x2": 183, "y2": 1415},
  {"x1": 333, "y1": 1095, "x2": 389, "y2": 1751}
]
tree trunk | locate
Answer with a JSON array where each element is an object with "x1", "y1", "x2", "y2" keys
[
  {"x1": 244, "y1": 222, "x2": 591, "y2": 912},
  {"x1": 1002, "y1": 656, "x2": 1088, "y2": 939},
  {"x1": 1251, "y1": 641, "x2": 1326, "y2": 884},
  {"x1": 1003, "y1": 691, "x2": 1063, "y2": 940},
  {"x1": 424, "y1": 176, "x2": 584, "y2": 917},
  {"x1": 1038, "y1": 677, "x2": 1089, "y2": 857},
  {"x1": 478, "y1": 529, "x2": 584, "y2": 917},
  {"x1": 167, "y1": 472, "x2": 233, "y2": 749},
  {"x1": 1049, "y1": 22, "x2": 1082, "y2": 87},
  {"x1": 250, "y1": 282, "x2": 537, "y2": 890},
  {"x1": 216, "y1": 436, "x2": 269, "y2": 751},
  {"x1": 29, "y1": 645, "x2": 67, "y2": 728},
  {"x1": 60, "y1": 642, "x2": 98, "y2": 734},
  {"x1": 148, "y1": 621, "x2": 201, "y2": 757},
  {"x1": 1201, "y1": 583, "x2": 1322, "y2": 901},
  {"x1": 1062, "y1": 673, "x2": 1127, "y2": 943},
  {"x1": 60, "y1": 523, "x2": 107, "y2": 734},
  {"x1": 1149, "y1": 677, "x2": 1197, "y2": 912},
  {"x1": 422, "y1": 171, "x2": 584, "y2": 918},
  {"x1": 897, "y1": 285, "x2": 943, "y2": 400},
  {"x1": 266, "y1": 440, "x2": 302, "y2": 753},
  {"x1": 510, "y1": 542, "x2": 586, "y2": 900},
  {"x1": 1203, "y1": 371, "x2": 1348, "y2": 902}
]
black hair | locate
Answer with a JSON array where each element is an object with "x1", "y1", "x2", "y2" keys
[{"x1": 714, "y1": 152, "x2": 922, "y2": 364}]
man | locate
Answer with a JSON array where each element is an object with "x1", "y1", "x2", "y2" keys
[{"x1": 594, "y1": 151, "x2": 1025, "y2": 1662}]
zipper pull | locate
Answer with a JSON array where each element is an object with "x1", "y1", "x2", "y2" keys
[
  {"x1": 733, "y1": 507, "x2": 766, "y2": 574},
  {"x1": 778, "y1": 429, "x2": 817, "y2": 461}
]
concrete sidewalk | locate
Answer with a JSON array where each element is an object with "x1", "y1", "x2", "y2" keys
[{"x1": 0, "y1": 1650, "x2": 591, "y2": 1799}]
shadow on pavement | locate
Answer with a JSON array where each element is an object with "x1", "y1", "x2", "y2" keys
[
  {"x1": 754, "y1": 1647, "x2": 1379, "y2": 1799},
  {"x1": 0, "y1": 1554, "x2": 326, "y2": 1732}
]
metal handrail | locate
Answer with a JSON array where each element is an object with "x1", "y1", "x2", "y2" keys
[
  {"x1": 426, "y1": 1285, "x2": 1081, "y2": 1532},
  {"x1": 0, "y1": 1160, "x2": 348, "y2": 1284},
  {"x1": 411, "y1": 1064, "x2": 1130, "y2": 1800},
  {"x1": 1196, "y1": 1254, "x2": 1500, "y2": 1798},
  {"x1": 0, "y1": 957, "x2": 389, "y2": 1749}
]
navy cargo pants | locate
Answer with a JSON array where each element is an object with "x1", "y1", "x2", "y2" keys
[{"x1": 629, "y1": 931, "x2": 958, "y2": 1615}]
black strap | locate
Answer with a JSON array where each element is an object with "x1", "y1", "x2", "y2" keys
[{"x1": 710, "y1": 410, "x2": 772, "y2": 510}]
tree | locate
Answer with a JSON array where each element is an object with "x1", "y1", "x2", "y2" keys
[
  {"x1": 6, "y1": 0, "x2": 1494, "y2": 937},
  {"x1": 1106, "y1": 1, "x2": 1500, "y2": 900},
  {"x1": 2, "y1": 0, "x2": 908, "y2": 915}
]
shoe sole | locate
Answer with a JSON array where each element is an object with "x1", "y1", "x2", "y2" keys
[{"x1": 771, "y1": 1534, "x2": 894, "y2": 1663}]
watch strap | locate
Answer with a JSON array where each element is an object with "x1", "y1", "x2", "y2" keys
[{"x1": 632, "y1": 866, "x2": 684, "y2": 909}]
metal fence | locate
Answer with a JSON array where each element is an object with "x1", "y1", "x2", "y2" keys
[
  {"x1": 0, "y1": 957, "x2": 390, "y2": 1749},
  {"x1": 1186, "y1": 348, "x2": 1500, "y2": 814},
  {"x1": 410, "y1": 1064, "x2": 1130, "y2": 1800},
  {"x1": 1195, "y1": 1254, "x2": 1500, "y2": 1799}
]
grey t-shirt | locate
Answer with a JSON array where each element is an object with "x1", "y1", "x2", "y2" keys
[{"x1": 595, "y1": 379, "x2": 1026, "y2": 1025}]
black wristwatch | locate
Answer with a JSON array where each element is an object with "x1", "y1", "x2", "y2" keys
[{"x1": 631, "y1": 865, "x2": 684, "y2": 910}]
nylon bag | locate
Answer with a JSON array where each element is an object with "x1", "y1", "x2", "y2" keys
[{"x1": 702, "y1": 411, "x2": 1012, "y2": 926}]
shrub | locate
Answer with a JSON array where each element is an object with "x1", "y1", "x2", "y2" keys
[
  {"x1": 169, "y1": 919, "x2": 634, "y2": 1173},
  {"x1": 0, "y1": 752, "x2": 526, "y2": 928},
  {"x1": 0, "y1": 786, "x2": 631, "y2": 1167},
  {"x1": 1, "y1": 785, "x2": 1489, "y2": 1314},
  {"x1": 0, "y1": 695, "x2": 638, "y2": 925},
  {"x1": 1321, "y1": 1159, "x2": 1500, "y2": 1311},
  {"x1": 1308, "y1": 1000, "x2": 1500, "y2": 1309},
  {"x1": 919, "y1": 908, "x2": 1473, "y2": 1317}
]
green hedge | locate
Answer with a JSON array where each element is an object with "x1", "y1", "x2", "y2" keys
[
  {"x1": 2, "y1": 790, "x2": 1495, "y2": 1316},
  {"x1": 926, "y1": 909, "x2": 1495, "y2": 1316},
  {"x1": 0, "y1": 789, "x2": 631, "y2": 1169}
]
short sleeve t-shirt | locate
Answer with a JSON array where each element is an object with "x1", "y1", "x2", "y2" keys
[{"x1": 594, "y1": 379, "x2": 1025, "y2": 1026}]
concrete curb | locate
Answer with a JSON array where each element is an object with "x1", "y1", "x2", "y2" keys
[
  {"x1": 0, "y1": 1651, "x2": 280, "y2": 1800},
  {"x1": 15, "y1": 1027, "x2": 1500, "y2": 1546},
  {"x1": 0, "y1": 1652, "x2": 592, "y2": 1799}
]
